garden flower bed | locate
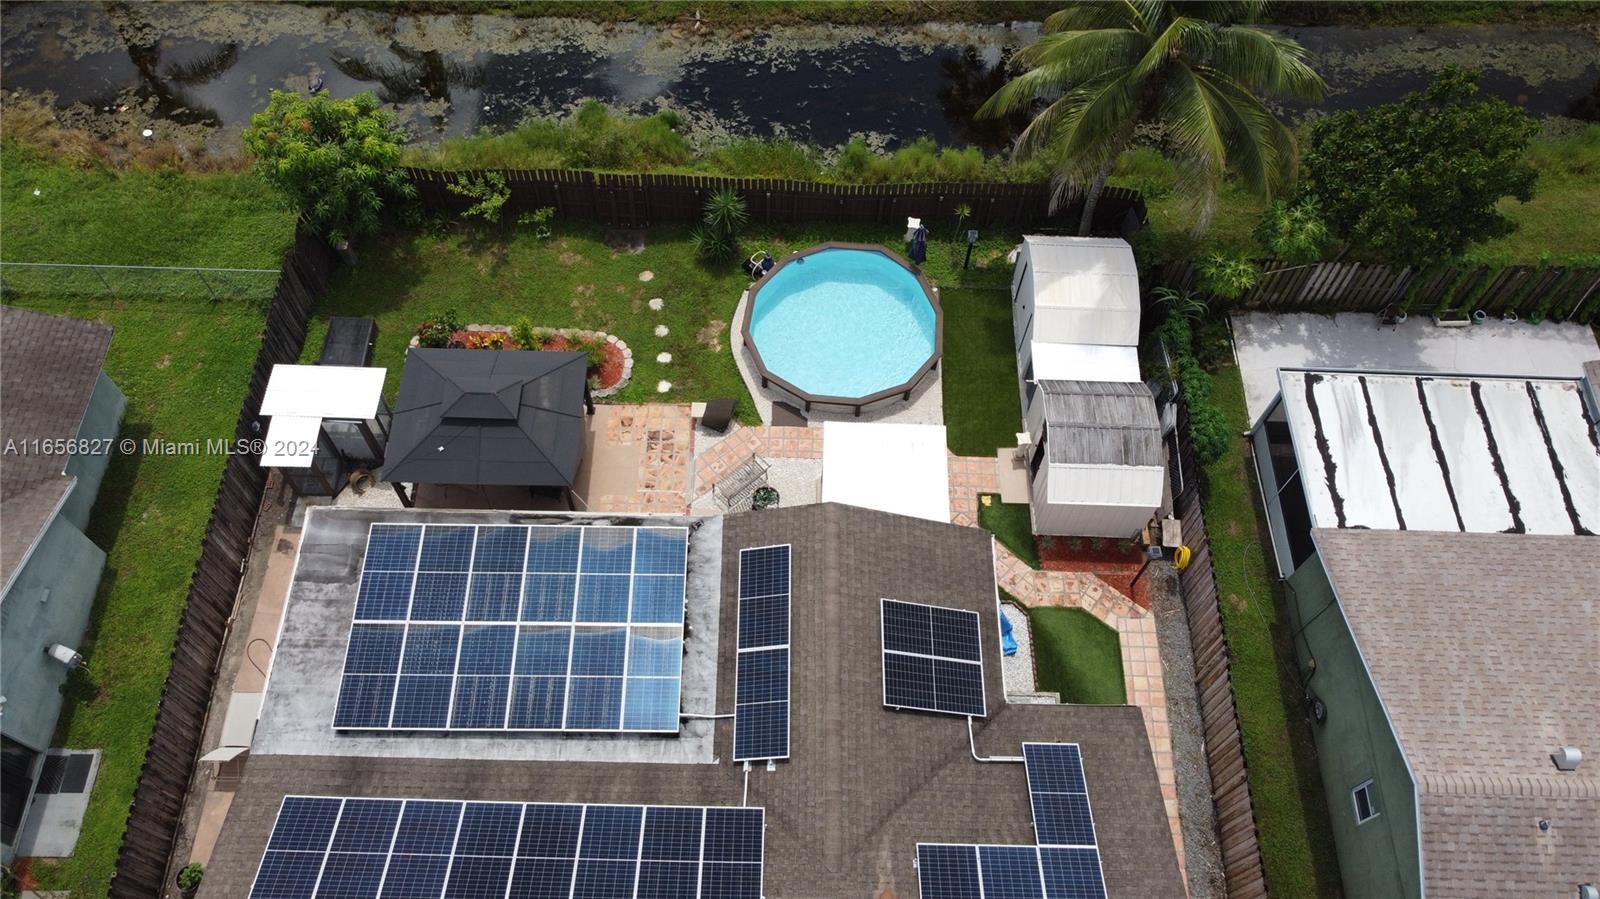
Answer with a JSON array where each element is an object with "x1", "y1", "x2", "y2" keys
[{"x1": 410, "y1": 321, "x2": 632, "y2": 396}]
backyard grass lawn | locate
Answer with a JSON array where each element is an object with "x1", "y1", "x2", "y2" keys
[
  {"x1": 978, "y1": 494, "x2": 1038, "y2": 567},
  {"x1": 301, "y1": 221, "x2": 1024, "y2": 431},
  {"x1": 940, "y1": 286, "x2": 1023, "y2": 457},
  {"x1": 1200, "y1": 362, "x2": 1343, "y2": 898},
  {"x1": 1026, "y1": 607, "x2": 1126, "y2": 705},
  {"x1": 1, "y1": 147, "x2": 296, "y2": 896}
]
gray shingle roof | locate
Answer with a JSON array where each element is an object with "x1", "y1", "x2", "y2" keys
[
  {"x1": 381, "y1": 349, "x2": 588, "y2": 488},
  {"x1": 1038, "y1": 380, "x2": 1162, "y2": 467},
  {"x1": 1315, "y1": 528, "x2": 1600, "y2": 897},
  {"x1": 200, "y1": 504, "x2": 1184, "y2": 899},
  {"x1": 0, "y1": 306, "x2": 113, "y2": 591}
]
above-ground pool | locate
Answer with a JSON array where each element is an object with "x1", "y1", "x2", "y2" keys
[{"x1": 743, "y1": 243, "x2": 941, "y2": 407}]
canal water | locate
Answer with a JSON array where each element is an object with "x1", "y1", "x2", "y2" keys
[{"x1": 2, "y1": 2, "x2": 1595, "y2": 150}]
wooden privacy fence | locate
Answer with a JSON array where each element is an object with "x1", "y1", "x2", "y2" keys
[
  {"x1": 1156, "y1": 259, "x2": 1600, "y2": 324},
  {"x1": 109, "y1": 228, "x2": 336, "y2": 899},
  {"x1": 406, "y1": 168, "x2": 1148, "y2": 234},
  {"x1": 1171, "y1": 397, "x2": 1271, "y2": 899}
]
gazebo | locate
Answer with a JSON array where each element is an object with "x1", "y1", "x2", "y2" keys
[{"x1": 381, "y1": 349, "x2": 593, "y2": 508}]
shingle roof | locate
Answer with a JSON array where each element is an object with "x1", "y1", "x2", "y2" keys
[
  {"x1": 1315, "y1": 528, "x2": 1600, "y2": 896},
  {"x1": 200, "y1": 504, "x2": 1185, "y2": 898},
  {"x1": 1038, "y1": 380, "x2": 1162, "y2": 467},
  {"x1": 0, "y1": 306, "x2": 113, "y2": 592}
]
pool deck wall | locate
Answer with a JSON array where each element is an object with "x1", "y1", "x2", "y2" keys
[{"x1": 740, "y1": 241, "x2": 943, "y2": 417}]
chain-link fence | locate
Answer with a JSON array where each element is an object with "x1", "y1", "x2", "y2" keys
[{"x1": 0, "y1": 261, "x2": 281, "y2": 304}]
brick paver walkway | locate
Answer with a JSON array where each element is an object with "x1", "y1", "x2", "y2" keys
[
  {"x1": 947, "y1": 452, "x2": 1002, "y2": 526},
  {"x1": 691, "y1": 424, "x2": 823, "y2": 498},
  {"x1": 589, "y1": 404, "x2": 693, "y2": 514}
]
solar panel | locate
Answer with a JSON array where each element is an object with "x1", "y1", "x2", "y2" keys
[
  {"x1": 1022, "y1": 744, "x2": 1101, "y2": 849},
  {"x1": 733, "y1": 545, "x2": 791, "y2": 761},
  {"x1": 249, "y1": 798, "x2": 764, "y2": 899},
  {"x1": 880, "y1": 599, "x2": 986, "y2": 717},
  {"x1": 335, "y1": 523, "x2": 688, "y2": 733}
]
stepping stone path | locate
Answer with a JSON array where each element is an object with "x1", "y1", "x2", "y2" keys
[
  {"x1": 655, "y1": 324, "x2": 669, "y2": 337},
  {"x1": 639, "y1": 271, "x2": 654, "y2": 282},
  {"x1": 656, "y1": 380, "x2": 672, "y2": 393},
  {"x1": 648, "y1": 297, "x2": 664, "y2": 310},
  {"x1": 657, "y1": 352, "x2": 672, "y2": 363}
]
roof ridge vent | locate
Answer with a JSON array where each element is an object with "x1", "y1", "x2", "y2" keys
[{"x1": 1552, "y1": 746, "x2": 1583, "y2": 771}]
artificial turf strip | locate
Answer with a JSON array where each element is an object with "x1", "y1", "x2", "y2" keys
[
  {"x1": 938, "y1": 287, "x2": 1023, "y2": 457},
  {"x1": 1199, "y1": 363, "x2": 1344, "y2": 898},
  {"x1": 1025, "y1": 606, "x2": 1127, "y2": 706},
  {"x1": 977, "y1": 493, "x2": 1039, "y2": 568},
  {"x1": 0, "y1": 149, "x2": 296, "y2": 896}
]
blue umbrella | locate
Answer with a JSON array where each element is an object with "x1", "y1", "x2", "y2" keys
[{"x1": 909, "y1": 224, "x2": 929, "y2": 264}]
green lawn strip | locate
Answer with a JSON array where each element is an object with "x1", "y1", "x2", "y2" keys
[
  {"x1": 1025, "y1": 606, "x2": 1127, "y2": 705},
  {"x1": 1, "y1": 149, "x2": 296, "y2": 895},
  {"x1": 977, "y1": 493, "x2": 1038, "y2": 567},
  {"x1": 11, "y1": 294, "x2": 267, "y2": 897},
  {"x1": 939, "y1": 283, "x2": 1023, "y2": 457},
  {"x1": 302, "y1": 221, "x2": 1022, "y2": 428},
  {"x1": 1200, "y1": 363, "x2": 1343, "y2": 898},
  {"x1": 0, "y1": 146, "x2": 295, "y2": 269},
  {"x1": 1464, "y1": 125, "x2": 1600, "y2": 267}
]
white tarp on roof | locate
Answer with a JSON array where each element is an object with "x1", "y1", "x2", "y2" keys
[
  {"x1": 1279, "y1": 370, "x2": 1600, "y2": 534},
  {"x1": 1022, "y1": 236, "x2": 1140, "y2": 346},
  {"x1": 1030, "y1": 341, "x2": 1142, "y2": 383},
  {"x1": 260, "y1": 364, "x2": 386, "y2": 419},
  {"x1": 821, "y1": 421, "x2": 950, "y2": 523}
]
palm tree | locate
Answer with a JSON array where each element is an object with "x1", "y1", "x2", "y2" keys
[{"x1": 980, "y1": 1, "x2": 1324, "y2": 235}]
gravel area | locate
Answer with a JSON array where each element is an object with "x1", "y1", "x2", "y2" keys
[
  {"x1": 999, "y1": 602, "x2": 1037, "y2": 697},
  {"x1": 1148, "y1": 563, "x2": 1226, "y2": 899}
]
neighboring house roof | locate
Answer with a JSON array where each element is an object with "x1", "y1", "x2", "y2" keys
[
  {"x1": 1276, "y1": 370, "x2": 1600, "y2": 534},
  {"x1": 1020, "y1": 235, "x2": 1141, "y2": 347},
  {"x1": 201, "y1": 504, "x2": 1186, "y2": 898},
  {"x1": 1038, "y1": 380, "x2": 1162, "y2": 468},
  {"x1": 381, "y1": 349, "x2": 587, "y2": 488},
  {"x1": 0, "y1": 306, "x2": 113, "y2": 593},
  {"x1": 1315, "y1": 528, "x2": 1600, "y2": 897}
]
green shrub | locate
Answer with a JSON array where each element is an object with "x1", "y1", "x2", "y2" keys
[
  {"x1": 447, "y1": 171, "x2": 510, "y2": 223},
  {"x1": 1179, "y1": 358, "x2": 1232, "y2": 464},
  {"x1": 1256, "y1": 198, "x2": 1331, "y2": 264},
  {"x1": 1196, "y1": 252, "x2": 1262, "y2": 300},
  {"x1": 242, "y1": 90, "x2": 415, "y2": 243},
  {"x1": 518, "y1": 205, "x2": 555, "y2": 238},
  {"x1": 416, "y1": 308, "x2": 463, "y2": 348},
  {"x1": 1109, "y1": 147, "x2": 1175, "y2": 200},
  {"x1": 510, "y1": 316, "x2": 538, "y2": 348},
  {"x1": 176, "y1": 863, "x2": 204, "y2": 891},
  {"x1": 694, "y1": 187, "x2": 747, "y2": 260}
]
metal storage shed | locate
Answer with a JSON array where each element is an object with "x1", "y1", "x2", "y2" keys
[
  {"x1": 1027, "y1": 380, "x2": 1165, "y2": 538},
  {"x1": 1011, "y1": 235, "x2": 1141, "y2": 347}
]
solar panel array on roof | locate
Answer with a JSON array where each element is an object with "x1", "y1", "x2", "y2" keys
[
  {"x1": 248, "y1": 796, "x2": 764, "y2": 899},
  {"x1": 733, "y1": 545, "x2": 791, "y2": 761},
  {"x1": 881, "y1": 599, "x2": 986, "y2": 717},
  {"x1": 334, "y1": 523, "x2": 688, "y2": 733},
  {"x1": 914, "y1": 743, "x2": 1107, "y2": 899}
]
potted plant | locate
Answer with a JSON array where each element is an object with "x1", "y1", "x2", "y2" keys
[
  {"x1": 751, "y1": 486, "x2": 779, "y2": 510},
  {"x1": 176, "y1": 862, "x2": 203, "y2": 899}
]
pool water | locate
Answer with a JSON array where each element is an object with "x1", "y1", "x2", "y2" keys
[{"x1": 747, "y1": 248, "x2": 938, "y2": 399}]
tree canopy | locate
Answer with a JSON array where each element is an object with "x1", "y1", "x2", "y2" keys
[
  {"x1": 1300, "y1": 67, "x2": 1538, "y2": 262},
  {"x1": 980, "y1": 0, "x2": 1324, "y2": 234},
  {"x1": 243, "y1": 90, "x2": 414, "y2": 243}
]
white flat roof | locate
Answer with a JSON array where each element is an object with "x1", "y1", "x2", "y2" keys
[
  {"x1": 1279, "y1": 370, "x2": 1600, "y2": 535},
  {"x1": 260, "y1": 364, "x2": 386, "y2": 419},
  {"x1": 1031, "y1": 342, "x2": 1142, "y2": 383},
  {"x1": 261, "y1": 414, "x2": 322, "y2": 467},
  {"x1": 821, "y1": 422, "x2": 950, "y2": 524}
]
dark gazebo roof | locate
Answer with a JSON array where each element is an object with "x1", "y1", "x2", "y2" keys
[{"x1": 381, "y1": 349, "x2": 588, "y2": 488}]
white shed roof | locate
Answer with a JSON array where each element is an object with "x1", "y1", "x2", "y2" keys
[
  {"x1": 1031, "y1": 341, "x2": 1143, "y2": 383},
  {"x1": 1278, "y1": 370, "x2": 1600, "y2": 535},
  {"x1": 260, "y1": 364, "x2": 386, "y2": 420},
  {"x1": 821, "y1": 422, "x2": 950, "y2": 524},
  {"x1": 261, "y1": 414, "x2": 322, "y2": 467},
  {"x1": 1023, "y1": 235, "x2": 1140, "y2": 312}
]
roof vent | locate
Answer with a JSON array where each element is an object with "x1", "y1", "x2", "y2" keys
[
  {"x1": 1553, "y1": 747, "x2": 1583, "y2": 771},
  {"x1": 1577, "y1": 884, "x2": 1597, "y2": 899}
]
